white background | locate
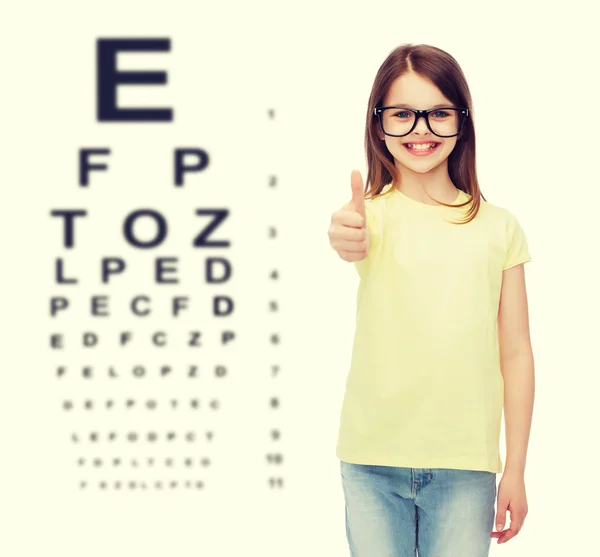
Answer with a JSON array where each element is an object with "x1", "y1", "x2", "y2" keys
[{"x1": 0, "y1": 1, "x2": 598, "y2": 556}]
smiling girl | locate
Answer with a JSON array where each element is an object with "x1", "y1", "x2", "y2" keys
[{"x1": 328, "y1": 44, "x2": 534, "y2": 557}]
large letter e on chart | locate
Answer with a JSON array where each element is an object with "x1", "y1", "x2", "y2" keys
[{"x1": 97, "y1": 38, "x2": 173, "y2": 122}]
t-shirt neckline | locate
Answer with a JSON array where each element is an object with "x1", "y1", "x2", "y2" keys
[{"x1": 391, "y1": 186, "x2": 464, "y2": 209}]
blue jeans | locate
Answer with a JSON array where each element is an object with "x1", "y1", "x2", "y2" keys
[{"x1": 340, "y1": 460, "x2": 497, "y2": 557}]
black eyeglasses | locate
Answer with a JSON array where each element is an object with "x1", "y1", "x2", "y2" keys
[{"x1": 374, "y1": 106, "x2": 469, "y2": 138}]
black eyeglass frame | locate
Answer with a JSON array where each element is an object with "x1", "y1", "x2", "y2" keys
[{"x1": 373, "y1": 106, "x2": 469, "y2": 138}]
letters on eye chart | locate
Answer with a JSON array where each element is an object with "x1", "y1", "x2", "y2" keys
[{"x1": 43, "y1": 37, "x2": 286, "y2": 493}]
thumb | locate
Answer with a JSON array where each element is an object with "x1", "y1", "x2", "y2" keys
[
  {"x1": 495, "y1": 504, "x2": 507, "y2": 531},
  {"x1": 349, "y1": 169, "x2": 366, "y2": 224}
]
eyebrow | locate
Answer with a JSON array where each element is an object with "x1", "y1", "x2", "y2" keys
[{"x1": 386, "y1": 103, "x2": 454, "y2": 109}]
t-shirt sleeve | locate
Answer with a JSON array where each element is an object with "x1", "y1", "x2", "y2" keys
[{"x1": 502, "y1": 211, "x2": 532, "y2": 270}]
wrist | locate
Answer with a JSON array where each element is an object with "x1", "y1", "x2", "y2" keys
[{"x1": 503, "y1": 462, "x2": 525, "y2": 476}]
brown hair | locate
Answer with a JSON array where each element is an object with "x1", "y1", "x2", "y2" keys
[{"x1": 363, "y1": 43, "x2": 486, "y2": 224}]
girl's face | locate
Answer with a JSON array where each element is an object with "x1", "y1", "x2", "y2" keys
[{"x1": 377, "y1": 71, "x2": 459, "y2": 175}]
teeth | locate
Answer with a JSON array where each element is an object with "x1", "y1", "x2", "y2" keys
[{"x1": 406, "y1": 142, "x2": 437, "y2": 150}]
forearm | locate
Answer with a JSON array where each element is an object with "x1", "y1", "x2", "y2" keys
[{"x1": 501, "y1": 349, "x2": 535, "y2": 475}]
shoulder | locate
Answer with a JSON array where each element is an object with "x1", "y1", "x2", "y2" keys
[
  {"x1": 476, "y1": 197, "x2": 522, "y2": 227},
  {"x1": 477, "y1": 197, "x2": 531, "y2": 262},
  {"x1": 364, "y1": 182, "x2": 395, "y2": 210}
]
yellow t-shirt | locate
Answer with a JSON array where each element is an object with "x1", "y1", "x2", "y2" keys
[{"x1": 335, "y1": 182, "x2": 532, "y2": 473}]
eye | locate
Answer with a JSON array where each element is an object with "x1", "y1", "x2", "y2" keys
[
  {"x1": 393, "y1": 111, "x2": 412, "y2": 119},
  {"x1": 431, "y1": 110, "x2": 450, "y2": 118}
]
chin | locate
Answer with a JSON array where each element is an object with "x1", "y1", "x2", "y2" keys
[
  {"x1": 396, "y1": 148, "x2": 451, "y2": 169},
  {"x1": 396, "y1": 155, "x2": 443, "y2": 171}
]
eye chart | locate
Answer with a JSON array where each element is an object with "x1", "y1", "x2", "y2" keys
[{"x1": 47, "y1": 37, "x2": 280, "y2": 494}]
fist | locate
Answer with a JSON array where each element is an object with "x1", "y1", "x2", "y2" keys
[{"x1": 328, "y1": 170, "x2": 371, "y2": 262}]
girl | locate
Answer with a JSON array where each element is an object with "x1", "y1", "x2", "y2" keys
[{"x1": 328, "y1": 44, "x2": 533, "y2": 557}]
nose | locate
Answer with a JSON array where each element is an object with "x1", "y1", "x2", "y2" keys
[{"x1": 413, "y1": 114, "x2": 430, "y2": 134}]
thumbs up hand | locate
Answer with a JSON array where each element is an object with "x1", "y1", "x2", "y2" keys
[{"x1": 328, "y1": 170, "x2": 372, "y2": 262}]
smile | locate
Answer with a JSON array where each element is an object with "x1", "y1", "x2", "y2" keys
[{"x1": 403, "y1": 142, "x2": 441, "y2": 156}]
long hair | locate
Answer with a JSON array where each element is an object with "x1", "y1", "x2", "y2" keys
[{"x1": 364, "y1": 43, "x2": 485, "y2": 224}]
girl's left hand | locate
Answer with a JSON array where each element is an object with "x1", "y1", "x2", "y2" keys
[{"x1": 490, "y1": 471, "x2": 528, "y2": 544}]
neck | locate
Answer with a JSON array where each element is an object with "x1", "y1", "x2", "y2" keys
[{"x1": 394, "y1": 164, "x2": 459, "y2": 205}]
